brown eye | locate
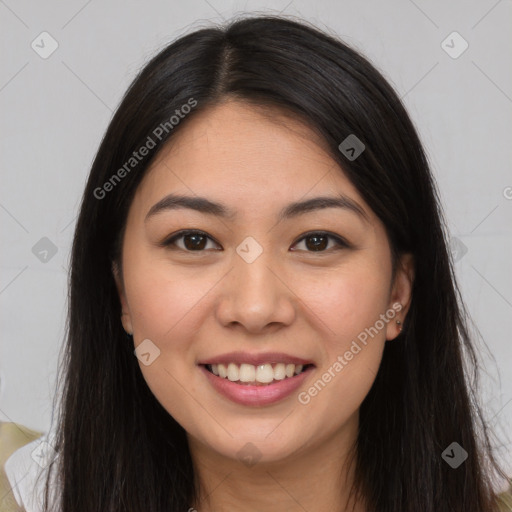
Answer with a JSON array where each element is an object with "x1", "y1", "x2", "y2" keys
[
  {"x1": 162, "y1": 230, "x2": 348, "y2": 254},
  {"x1": 291, "y1": 232, "x2": 348, "y2": 252},
  {"x1": 163, "y1": 230, "x2": 220, "y2": 252}
]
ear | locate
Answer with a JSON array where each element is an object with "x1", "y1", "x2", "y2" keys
[
  {"x1": 386, "y1": 253, "x2": 414, "y2": 341},
  {"x1": 112, "y1": 260, "x2": 133, "y2": 336}
]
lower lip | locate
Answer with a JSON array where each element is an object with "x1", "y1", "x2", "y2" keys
[{"x1": 199, "y1": 365, "x2": 314, "y2": 406}]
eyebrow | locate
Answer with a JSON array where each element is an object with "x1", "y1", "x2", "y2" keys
[{"x1": 145, "y1": 193, "x2": 370, "y2": 224}]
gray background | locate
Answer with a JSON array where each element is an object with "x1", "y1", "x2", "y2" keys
[{"x1": 1, "y1": 0, "x2": 511, "y2": 477}]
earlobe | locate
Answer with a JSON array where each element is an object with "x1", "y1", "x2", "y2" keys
[
  {"x1": 121, "y1": 314, "x2": 133, "y2": 336},
  {"x1": 386, "y1": 253, "x2": 415, "y2": 341},
  {"x1": 112, "y1": 261, "x2": 133, "y2": 336}
]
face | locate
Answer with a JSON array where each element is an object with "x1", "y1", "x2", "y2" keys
[{"x1": 114, "y1": 100, "x2": 414, "y2": 465}]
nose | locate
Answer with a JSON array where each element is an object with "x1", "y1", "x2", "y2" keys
[{"x1": 215, "y1": 248, "x2": 296, "y2": 334}]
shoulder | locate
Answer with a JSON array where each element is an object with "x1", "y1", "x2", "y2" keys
[
  {"x1": 498, "y1": 481, "x2": 512, "y2": 512},
  {"x1": 0, "y1": 422, "x2": 53, "y2": 512}
]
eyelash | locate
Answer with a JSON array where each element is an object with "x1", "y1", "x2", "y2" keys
[{"x1": 161, "y1": 229, "x2": 350, "y2": 253}]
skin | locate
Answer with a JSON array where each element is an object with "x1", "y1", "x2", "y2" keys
[{"x1": 114, "y1": 99, "x2": 414, "y2": 512}]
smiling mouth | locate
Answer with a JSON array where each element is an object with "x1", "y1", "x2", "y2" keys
[{"x1": 202, "y1": 362, "x2": 315, "y2": 386}]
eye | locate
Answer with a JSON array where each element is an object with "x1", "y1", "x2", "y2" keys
[
  {"x1": 161, "y1": 229, "x2": 349, "y2": 253},
  {"x1": 291, "y1": 231, "x2": 349, "y2": 252},
  {"x1": 162, "y1": 230, "x2": 221, "y2": 252}
]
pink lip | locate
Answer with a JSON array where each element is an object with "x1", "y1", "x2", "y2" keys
[
  {"x1": 198, "y1": 351, "x2": 314, "y2": 366},
  {"x1": 199, "y1": 364, "x2": 314, "y2": 406}
]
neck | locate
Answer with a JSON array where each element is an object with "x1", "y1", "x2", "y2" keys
[{"x1": 187, "y1": 413, "x2": 366, "y2": 512}]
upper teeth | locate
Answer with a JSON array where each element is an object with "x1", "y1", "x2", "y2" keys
[{"x1": 210, "y1": 363, "x2": 305, "y2": 383}]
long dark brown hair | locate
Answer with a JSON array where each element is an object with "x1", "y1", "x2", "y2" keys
[{"x1": 39, "y1": 14, "x2": 507, "y2": 511}]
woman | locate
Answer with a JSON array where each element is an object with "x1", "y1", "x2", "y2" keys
[{"x1": 4, "y1": 14, "x2": 510, "y2": 512}]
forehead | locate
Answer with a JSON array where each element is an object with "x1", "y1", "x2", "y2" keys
[{"x1": 132, "y1": 100, "x2": 373, "y2": 222}]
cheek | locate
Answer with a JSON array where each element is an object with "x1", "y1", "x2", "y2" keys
[
  {"x1": 123, "y1": 248, "x2": 210, "y2": 344},
  {"x1": 298, "y1": 262, "x2": 390, "y2": 408},
  {"x1": 304, "y1": 261, "x2": 391, "y2": 342},
  {"x1": 122, "y1": 253, "x2": 208, "y2": 423}
]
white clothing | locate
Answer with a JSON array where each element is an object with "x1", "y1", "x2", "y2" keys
[{"x1": 4, "y1": 432, "x2": 57, "y2": 512}]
